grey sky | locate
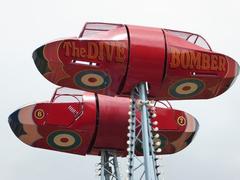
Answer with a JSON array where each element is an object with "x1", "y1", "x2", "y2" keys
[{"x1": 0, "y1": 0, "x2": 239, "y2": 179}]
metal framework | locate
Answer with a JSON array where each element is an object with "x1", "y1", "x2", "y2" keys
[
  {"x1": 126, "y1": 83, "x2": 161, "y2": 180},
  {"x1": 97, "y1": 150, "x2": 121, "y2": 180},
  {"x1": 98, "y1": 82, "x2": 163, "y2": 180}
]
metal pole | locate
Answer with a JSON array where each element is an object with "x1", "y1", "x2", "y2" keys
[
  {"x1": 101, "y1": 150, "x2": 105, "y2": 180},
  {"x1": 147, "y1": 111, "x2": 159, "y2": 180},
  {"x1": 138, "y1": 83, "x2": 152, "y2": 180},
  {"x1": 113, "y1": 154, "x2": 121, "y2": 180},
  {"x1": 104, "y1": 151, "x2": 110, "y2": 180},
  {"x1": 128, "y1": 92, "x2": 136, "y2": 180}
]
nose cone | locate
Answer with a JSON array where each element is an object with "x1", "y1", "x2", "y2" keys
[
  {"x1": 8, "y1": 105, "x2": 43, "y2": 146},
  {"x1": 185, "y1": 118, "x2": 199, "y2": 145},
  {"x1": 217, "y1": 60, "x2": 239, "y2": 95},
  {"x1": 32, "y1": 45, "x2": 51, "y2": 75},
  {"x1": 233, "y1": 63, "x2": 240, "y2": 83},
  {"x1": 171, "y1": 113, "x2": 200, "y2": 154},
  {"x1": 8, "y1": 110, "x2": 26, "y2": 138},
  {"x1": 237, "y1": 63, "x2": 240, "y2": 76},
  {"x1": 228, "y1": 61, "x2": 239, "y2": 87}
]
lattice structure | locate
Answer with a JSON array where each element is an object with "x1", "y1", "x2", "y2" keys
[
  {"x1": 126, "y1": 83, "x2": 162, "y2": 180},
  {"x1": 96, "y1": 83, "x2": 164, "y2": 180},
  {"x1": 96, "y1": 150, "x2": 121, "y2": 180}
]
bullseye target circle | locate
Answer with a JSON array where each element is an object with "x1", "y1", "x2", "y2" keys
[
  {"x1": 74, "y1": 70, "x2": 111, "y2": 91},
  {"x1": 169, "y1": 79, "x2": 204, "y2": 98},
  {"x1": 47, "y1": 130, "x2": 81, "y2": 151}
]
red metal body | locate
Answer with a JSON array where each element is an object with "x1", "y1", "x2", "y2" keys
[
  {"x1": 33, "y1": 22, "x2": 239, "y2": 100},
  {"x1": 9, "y1": 88, "x2": 198, "y2": 156}
]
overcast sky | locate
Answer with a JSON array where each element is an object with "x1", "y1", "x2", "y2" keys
[{"x1": 0, "y1": 0, "x2": 239, "y2": 179}]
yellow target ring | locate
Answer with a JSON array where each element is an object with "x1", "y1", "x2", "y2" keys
[
  {"x1": 81, "y1": 73, "x2": 104, "y2": 87},
  {"x1": 169, "y1": 79, "x2": 204, "y2": 98},
  {"x1": 74, "y1": 70, "x2": 111, "y2": 91},
  {"x1": 53, "y1": 134, "x2": 76, "y2": 147},
  {"x1": 175, "y1": 82, "x2": 198, "y2": 95},
  {"x1": 47, "y1": 130, "x2": 82, "y2": 151},
  {"x1": 34, "y1": 109, "x2": 45, "y2": 120},
  {"x1": 177, "y1": 116, "x2": 186, "y2": 126}
]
